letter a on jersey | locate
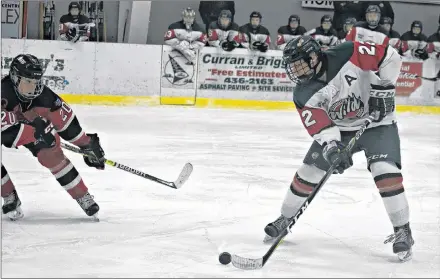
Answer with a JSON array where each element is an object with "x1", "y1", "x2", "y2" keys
[{"x1": 344, "y1": 75, "x2": 357, "y2": 86}]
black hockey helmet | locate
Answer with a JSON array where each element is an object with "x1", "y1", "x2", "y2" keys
[
  {"x1": 288, "y1": 14, "x2": 300, "y2": 30},
  {"x1": 250, "y1": 11, "x2": 262, "y2": 28},
  {"x1": 365, "y1": 5, "x2": 381, "y2": 28},
  {"x1": 343, "y1": 17, "x2": 356, "y2": 33},
  {"x1": 381, "y1": 17, "x2": 393, "y2": 25},
  {"x1": 9, "y1": 54, "x2": 45, "y2": 101},
  {"x1": 283, "y1": 35, "x2": 322, "y2": 84},
  {"x1": 411, "y1": 20, "x2": 423, "y2": 35},
  {"x1": 218, "y1": 10, "x2": 232, "y2": 28},
  {"x1": 68, "y1": 2, "x2": 81, "y2": 16},
  {"x1": 321, "y1": 15, "x2": 332, "y2": 30}
]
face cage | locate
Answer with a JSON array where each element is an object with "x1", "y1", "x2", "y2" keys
[
  {"x1": 219, "y1": 17, "x2": 231, "y2": 28},
  {"x1": 344, "y1": 23, "x2": 354, "y2": 33},
  {"x1": 322, "y1": 22, "x2": 331, "y2": 31},
  {"x1": 285, "y1": 57, "x2": 315, "y2": 85},
  {"x1": 366, "y1": 13, "x2": 380, "y2": 27},
  {"x1": 250, "y1": 18, "x2": 260, "y2": 28},
  {"x1": 289, "y1": 21, "x2": 298, "y2": 29},
  {"x1": 412, "y1": 27, "x2": 421, "y2": 35},
  {"x1": 183, "y1": 16, "x2": 195, "y2": 29},
  {"x1": 11, "y1": 73, "x2": 44, "y2": 101}
]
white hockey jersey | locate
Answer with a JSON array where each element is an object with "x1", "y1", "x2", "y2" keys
[{"x1": 293, "y1": 41, "x2": 401, "y2": 145}]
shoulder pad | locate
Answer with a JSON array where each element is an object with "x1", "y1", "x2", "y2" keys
[
  {"x1": 293, "y1": 81, "x2": 326, "y2": 109},
  {"x1": 168, "y1": 21, "x2": 184, "y2": 30}
]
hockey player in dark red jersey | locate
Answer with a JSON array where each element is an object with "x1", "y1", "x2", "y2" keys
[
  {"x1": 164, "y1": 7, "x2": 207, "y2": 64},
  {"x1": 207, "y1": 10, "x2": 240, "y2": 52},
  {"x1": 345, "y1": 5, "x2": 389, "y2": 45},
  {"x1": 263, "y1": 36, "x2": 414, "y2": 262},
  {"x1": 59, "y1": 2, "x2": 92, "y2": 43},
  {"x1": 1, "y1": 54, "x2": 105, "y2": 220},
  {"x1": 305, "y1": 15, "x2": 338, "y2": 50},
  {"x1": 276, "y1": 15, "x2": 307, "y2": 50},
  {"x1": 239, "y1": 11, "x2": 271, "y2": 53}
]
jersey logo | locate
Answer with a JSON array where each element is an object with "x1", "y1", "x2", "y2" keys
[
  {"x1": 344, "y1": 74, "x2": 357, "y2": 86},
  {"x1": 328, "y1": 93, "x2": 365, "y2": 120}
]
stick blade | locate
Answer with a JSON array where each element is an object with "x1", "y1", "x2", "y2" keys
[
  {"x1": 172, "y1": 163, "x2": 193, "y2": 189},
  {"x1": 231, "y1": 254, "x2": 263, "y2": 270}
]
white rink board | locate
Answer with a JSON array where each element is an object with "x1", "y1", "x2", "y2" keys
[{"x1": 94, "y1": 43, "x2": 162, "y2": 96}]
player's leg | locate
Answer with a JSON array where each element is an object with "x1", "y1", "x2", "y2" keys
[
  {"x1": 264, "y1": 141, "x2": 329, "y2": 241},
  {"x1": 1, "y1": 164, "x2": 24, "y2": 220},
  {"x1": 25, "y1": 134, "x2": 99, "y2": 217},
  {"x1": 361, "y1": 123, "x2": 413, "y2": 260}
]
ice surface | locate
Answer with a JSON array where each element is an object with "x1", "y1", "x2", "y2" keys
[{"x1": 2, "y1": 105, "x2": 439, "y2": 278}]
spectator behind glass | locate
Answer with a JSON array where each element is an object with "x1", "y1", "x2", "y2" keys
[
  {"x1": 199, "y1": 1, "x2": 235, "y2": 32},
  {"x1": 333, "y1": 1, "x2": 363, "y2": 32},
  {"x1": 59, "y1": 1, "x2": 91, "y2": 43},
  {"x1": 360, "y1": 1, "x2": 394, "y2": 23}
]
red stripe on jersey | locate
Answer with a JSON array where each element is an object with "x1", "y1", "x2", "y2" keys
[
  {"x1": 164, "y1": 29, "x2": 176, "y2": 40},
  {"x1": 208, "y1": 29, "x2": 218, "y2": 41},
  {"x1": 345, "y1": 27, "x2": 356, "y2": 42},
  {"x1": 297, "y1": 107, "x2": 334, "y2": 137},
  {"x1": 277, "y1": 34, "x2": 285, "y2": 45},
  {"x1": 350, "y1": 41, "x2": 386, "y2": 71}
]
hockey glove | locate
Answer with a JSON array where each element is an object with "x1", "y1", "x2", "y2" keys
[
  {"x1": 81, "y1": 133, "x2": 105, "y2": 170},
  {"x1": 322, "y1": 141, "x2": 353, "y2": 174},
  {"x1": 252, "y1": 42, "x2": 268, "y2": 52},
  {"x1": 66, "y1": 27, "x2": 80, "y2": 43},
  {"x1": 221, "y1": 41, "x2": 238, "y2": 52},
  {"x1": 369, "y1": 84, "x2": 396, "y2": 122},
  {"x1": 32, "y1": 117, "x2": 56, "y2": 149},
  {"x1": 412, "y1": 48, "x2": 429, "y2": 61}
]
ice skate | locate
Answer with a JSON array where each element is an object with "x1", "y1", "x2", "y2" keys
[
  {"x1": 76, "y1": 192, "x2": 100, "y2": 220},
  {"x1": 263, "y1": 215, "x2": 290, "y2": 243},
  {"x1": 2, "y1": 190, "x2": 24, "y2": 221},
  {"x1": 384, "y1": 222, "x2": 414, "y2": 262}
]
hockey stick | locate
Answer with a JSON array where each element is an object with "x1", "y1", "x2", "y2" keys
[
  {"x1": 416, "y1": 70, "x2": 440, "y2": 82},
  {"x1": 60, "y1": 142, "x2": 193, "y2": 189},
  {"x1": 228, "y1": 113, "x2": 377, "y2": 270}
]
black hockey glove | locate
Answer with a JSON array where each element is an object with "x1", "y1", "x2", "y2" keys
[
  {"x1": 369, "y1": 84, "x2": 396, "y2": 122},
  {"x1": 322, "y1": 141, "x2": 353, "y2": 174},
  {"x1": 252, "y1": 42, "x2": 268, "y2": 52},
  {"x1": 412, "y1": 48, "x2": 429, "y2": 61},
  {"x1": 31, "y1": 117, "x2": 56, "y2": 149},
  {"x1": 81, "y1": 133, "x2": 105, "y2": 170},
  {"x1": 66, "y1": 27, "x2": 80, "y2": 43},
  {"x1": 221, "y1": 41, "x2": 238, "y2": 52}
]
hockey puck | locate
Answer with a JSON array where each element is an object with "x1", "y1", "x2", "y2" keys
[{"x1": 219, "y1": 252, "x2": 232, "y2": 265}]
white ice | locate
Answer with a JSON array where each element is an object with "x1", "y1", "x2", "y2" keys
[{"x1": 2, "y1": 105, "x2": 439, "y2": 278}]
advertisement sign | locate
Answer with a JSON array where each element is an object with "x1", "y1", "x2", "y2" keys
[
  {"x1": 197, "y1": 48, "x2": 294, "y2": 100},
  {"x1": 1, "y1": 1, "x2": 21, "y2": 38},
  {"x1": 301, "y1": 1, "x2": 334, "y2": 9},
  {"x1": 160, "y1": 45, "x2": 197, "y2": 104},
  {"x1": 396, "y1": 61, "x2": 423, "y2": 96}
]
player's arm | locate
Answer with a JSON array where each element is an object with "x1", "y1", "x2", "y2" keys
[
  {"x1": 1, "y1": 110, "x2": 55, "y2": 150},
  {"x1": 239, "y1": 26, "x2": 250, "y2": 49},
  {"x1": 35, "y1": 88, "x2": 105, "y2": 169},
  {"x1": 276, "y1": 32, "x2": 286, "y2": 50},
  {"x1": 58, "y1": 15, "x2": 70, "y2": 41},
  {"x1": 190, "y1": 23, "x2": 207, "y2": 50},
  {"x1": 345, "y1": 26, "x2": 356, "y2": 42},
  {"x1": 164, "y1": 22, "x2": 183, "y2": 47},
  {"x1": 293, "y1": 86, "x2": 340, "y2": 145},
  {"x1": 207, "y1": 27, "x2": 221, "y2": 47}
]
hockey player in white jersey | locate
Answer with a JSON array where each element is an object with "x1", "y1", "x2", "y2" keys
[
  {"x1": 239, "y1": 11, "x2": 271, "y2": 53},
  {"x1": 207, "y1": 10, "x2": 240, "y2": 52},
  {"x1": 276, "y1": 15, "x2": 307, "y2": 50},
  {"x1": 305, "y1": 15, "x2": 338, "y2": 50},
  {"x1": 345, "y1": 5, "x2": 389, "y2": 45},
  {"x1": 264, "y1": 35, "x2": 414, "y2": 262},
  {"x1": 164, "y1": 7, "x2": 207, "y2": 63},
  {"x1": 381, "y1": 17, "x2": 401, "y2": 49}
]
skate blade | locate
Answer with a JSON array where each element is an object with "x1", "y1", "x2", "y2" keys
[
  {"x1": 263, "y1": 234, "x2": 275, "y2": 243},
  {"x1": 91, "y1": 213, "x2": 100, "y2": 222},
  {"x1": 6, "y1": 207, "x2": 24, "y2": 221},
  {"x1": 397, "y1": 249, "x2": 413, "y2": 262}
]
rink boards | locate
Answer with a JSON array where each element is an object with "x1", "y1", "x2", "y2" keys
[{"x1": 2, "y1": 39, "x2": 440, "y2": 113}]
